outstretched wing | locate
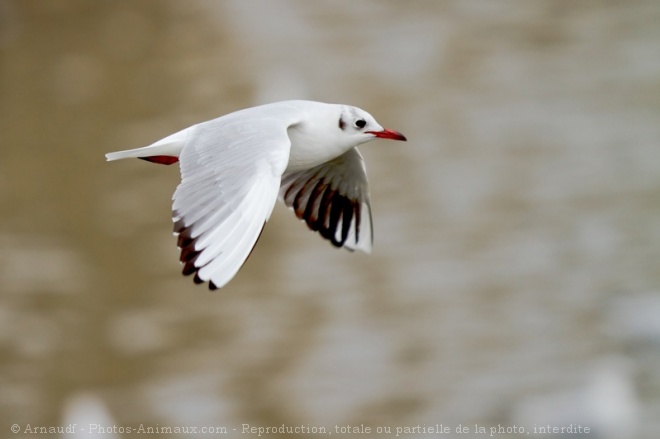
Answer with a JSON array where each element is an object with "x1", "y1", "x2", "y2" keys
[
  {"x1": 279, "y1": 147, "x2": 373, "y2": 253},
  {"x1": 173, "y1": 109, "x2": 297, "y2": 290}
]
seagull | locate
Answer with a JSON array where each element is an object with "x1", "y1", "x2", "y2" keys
[{"x1": 106, "y1": 100, "x2": 407, "y2": 290}]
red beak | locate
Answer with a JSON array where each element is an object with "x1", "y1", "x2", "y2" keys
[{"x1": 367, "y1": 128, "x2": 407, "y2": 141}]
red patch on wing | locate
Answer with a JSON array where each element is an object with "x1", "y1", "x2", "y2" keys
[{"x1": 139, "y1": 156, "x2": 179, "y2": 165}]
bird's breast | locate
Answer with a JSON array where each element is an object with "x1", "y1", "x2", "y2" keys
[{"x1": 286, "y1": 127, "x2": 347, "y2": 172}]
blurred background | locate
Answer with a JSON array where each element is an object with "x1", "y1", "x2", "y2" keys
[{"x1": 1, "y1": 0, "x2": 659, "y2": 438}]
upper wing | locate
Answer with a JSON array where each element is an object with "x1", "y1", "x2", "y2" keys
[
  {"x1": 173, "y1": 111, "x2": 295, "y2": 290},
  {"x1": 279, "y1": 147, "x2": 373, "y2": 253}
]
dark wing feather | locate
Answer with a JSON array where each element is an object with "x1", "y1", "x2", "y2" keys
[{"x1": 279, "y1": 147, "x2": 373, "y2": 252}]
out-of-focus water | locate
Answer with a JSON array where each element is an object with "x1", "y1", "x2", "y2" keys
[{"x1": 1, "y1": 0, "x2": 659, "y2": 438}]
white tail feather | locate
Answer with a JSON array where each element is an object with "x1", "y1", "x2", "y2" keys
[{"x1": 105, "y1": 126, "x2": 193, "y2": 161}]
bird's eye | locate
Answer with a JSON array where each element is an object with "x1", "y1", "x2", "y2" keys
[{"x1": 355, "y1": 119, "x2": 366, "y2": 129}]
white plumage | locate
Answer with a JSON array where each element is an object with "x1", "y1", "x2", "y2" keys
[{"x1": 106, "y1": 100, "x2": 406, "y2": 289}]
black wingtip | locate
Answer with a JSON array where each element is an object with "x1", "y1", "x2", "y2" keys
[
  {"x1": 192, "y1": 272, "x2": 219, "y2": 290},
  {"x1": 178, "y1": 226, "x2": 216, "y2": 290},
  {"x1": 182, "y1": 260, "x2": 197, "y2": 276}
]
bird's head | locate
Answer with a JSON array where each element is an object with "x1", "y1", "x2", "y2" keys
[{"x1": 338, "y1": 106, "x2": 407, "y2": 145}]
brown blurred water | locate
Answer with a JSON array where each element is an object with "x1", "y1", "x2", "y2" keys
[{"x1": 1, "y1": 1, "x2": 660, "y2": 438}]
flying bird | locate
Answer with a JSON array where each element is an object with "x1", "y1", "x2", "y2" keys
[{"x1": 106, "y1": 100, "x2": 407, "y2": 289}]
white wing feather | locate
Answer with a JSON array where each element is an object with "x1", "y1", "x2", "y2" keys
[{"x1": 173, "y1": 109, "x2": 298, "y2": 289}]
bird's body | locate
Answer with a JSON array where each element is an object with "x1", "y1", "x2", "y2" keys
[{"x1": 106, "y1": 100, "x2": 406, "y2": 289}]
